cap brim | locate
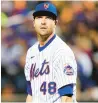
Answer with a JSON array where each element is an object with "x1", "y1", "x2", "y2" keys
[{"x1": 33, "y1": 11, "x2": 57, "y2": 19}]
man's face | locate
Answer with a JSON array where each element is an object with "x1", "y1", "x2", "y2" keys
[{"x1": 33, "y1": 16, "x2": 56, "y2": 36}]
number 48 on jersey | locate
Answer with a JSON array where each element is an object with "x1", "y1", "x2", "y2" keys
[{"x1": 40, "y1": 81, "x2": 56, "y2": 95}]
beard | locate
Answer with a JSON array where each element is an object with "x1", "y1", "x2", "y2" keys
[{"x1": 36, "y1": 28, "x2": 53, "y2": 42}]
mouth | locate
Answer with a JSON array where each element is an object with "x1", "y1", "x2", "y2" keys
[{"x1": 40, "y1": 27, "x2": 47, "y2": 29}]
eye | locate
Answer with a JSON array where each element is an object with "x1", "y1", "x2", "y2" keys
[
  {"x1": 46, "y1": 16, "x2": 53, "y2": 20},
  {"x1": 36, "y1": 16, "x2": 42, "y2": 19}
]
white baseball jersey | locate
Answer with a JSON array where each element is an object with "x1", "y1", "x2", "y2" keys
[{"x1": 24, "y1": 34, "x2": 77, "y2": 103}]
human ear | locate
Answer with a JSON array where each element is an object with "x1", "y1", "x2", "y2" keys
[
  {"x1": 33, "y1": 18, "x2": 35, "y2": 27},
  {"x1": 55, "y1": 20, "x2": 58, "y2": 25}
]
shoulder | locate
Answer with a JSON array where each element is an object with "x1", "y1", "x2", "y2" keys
[
  {"x1": 53, "y1": 36, "x2": 77, "y2": 69},
  {"x1": 26, "y1": 42, "x2": 38, "y2": 57},
  {"x1": 54, "y1": 35, "x2": 75, "y2": 58}
]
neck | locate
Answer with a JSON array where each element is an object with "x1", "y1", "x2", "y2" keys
[{"x1": 38, "y1": 33, "x2": 54, "y2": 47}]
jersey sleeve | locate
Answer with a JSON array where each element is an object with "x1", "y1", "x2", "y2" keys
[
  {"x1": 24, "y1": 49, "x2": 31, "y2": 81},
  {"x1": 53, "y1": 49, "x2": 77, "y2": 91},
  {"x1": 24, "y1": 49, "x2": 33, "y2": 95}
]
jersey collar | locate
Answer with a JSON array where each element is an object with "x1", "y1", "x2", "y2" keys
[{"x1": 38, "y1": 34, "x2": 56, "y2": 52}]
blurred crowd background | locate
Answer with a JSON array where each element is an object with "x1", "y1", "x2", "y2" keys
[{"x1": 1, "y1": 1, "x2": 98, "y2": 102}]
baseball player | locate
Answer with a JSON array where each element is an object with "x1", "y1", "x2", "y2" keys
[{"x1": 24, "y1": 2, "x2": 77, "y2": 103}]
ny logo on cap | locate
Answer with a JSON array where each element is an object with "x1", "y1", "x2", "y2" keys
[{"x1": 44, "y1": 3, "x2": 49, "y2": 9}]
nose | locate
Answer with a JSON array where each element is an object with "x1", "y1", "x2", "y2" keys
[{"x1": 41, "y1": 17, "x2": 46, "y2": 25}]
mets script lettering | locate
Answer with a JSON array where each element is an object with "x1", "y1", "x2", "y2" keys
[{"x1": 30, "y1": 59, "x2": 50, "y2": 80}]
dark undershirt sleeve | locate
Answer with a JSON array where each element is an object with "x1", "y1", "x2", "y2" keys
[
  {"x1": 58, "y1": 84, "x2": 73, "y2": 97},
  {"x1": 27, "y1": 81, "x2": 32, "y2": 96}
]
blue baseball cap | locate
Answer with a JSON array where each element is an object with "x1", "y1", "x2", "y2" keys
[{"x1": 33, "y1": 2, "x2": 57, "y2": 19}]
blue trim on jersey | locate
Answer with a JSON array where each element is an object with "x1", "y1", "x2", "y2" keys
[
  {"x1": 38, "y1": 34, "x2": 56, "y2": 52},
  {"x1": 27, "y1": 81, "x2": 32, "y2": 95},
  {"x1": 58, "y1": 84, "x2": 73, "y2": 96}
]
